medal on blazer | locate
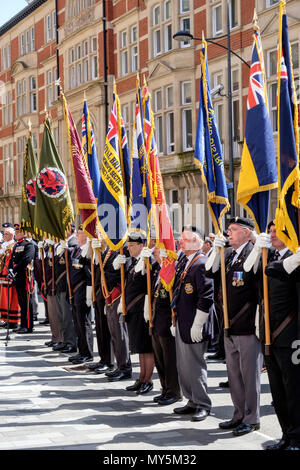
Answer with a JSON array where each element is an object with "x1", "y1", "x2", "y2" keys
[
  {"x1": 232, "y1": 271, "x2": 244, "y2": 287},
  {"x1": 184, "y1": 282, "x2": 193, "y2": 294},
  {"x1": 159, "y1": 288, "x2": 168, "y2": 299}
]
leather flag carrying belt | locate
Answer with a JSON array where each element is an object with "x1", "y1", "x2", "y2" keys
[
  {"x1": 125, "y1": 293, "x2": 145, "y2": 314},
  {"x1": 72, "y1": 280, "x2": 85, "y2": 295},
  {"x1": 229, "y1": 302, "x2": 251, "y2": 328},
  {"x1": 271, "y1": 311, "x2": 296, "y2": 343},
  {"x1": 55, "y1": 270, "x2": 66, "y2": 286}
]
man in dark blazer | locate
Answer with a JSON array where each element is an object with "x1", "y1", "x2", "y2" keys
[
  {"x1": 172, "y1": 229, "x2": 214, "y2": 422},
  {"x1": 260, "y1": 221, "x2": 300, "y2": 450},
  {"x1": 9, "y1": 225, "x2": 35, "y2": 334},
  {"x1": 206, "y1": 217, "x2": 263, "y2": 436}
]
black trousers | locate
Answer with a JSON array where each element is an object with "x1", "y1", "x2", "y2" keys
[
  {"x1": 151, "y1": 330, "x2": 181, "y2": 399},
  {"x1": 94, "y1": 297, "x2": 113, "y2": 366},
  {"x1": 72, "y1": 303, "x2": 93, "y2": 357},
  {"x1": 265, "y1": 345, "x2": 300, "y2": 446},
  {"x1": 16, "y1": 283, "x2": 33, "y2": 330}
]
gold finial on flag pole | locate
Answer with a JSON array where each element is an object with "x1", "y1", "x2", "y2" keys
[
  {"x1": 28, "y1": 118, "x2": 32, "y2": 133},
  {"x1": 253, "y1": 8, "x2": 258, "y2": 27}
]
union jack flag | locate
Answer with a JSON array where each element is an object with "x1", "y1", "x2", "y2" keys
[
  {"x1": 247, "y1": 31, "x2": 266, "y2": 110},
  {"x1": 98, "y1": 86, "x2": 131, "y2": 250}
]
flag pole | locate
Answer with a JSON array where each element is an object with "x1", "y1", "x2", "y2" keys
[
  {"x1": 90, "y1": 246, "x2": 96, "y2": 304},
  {"x1": 262, "y1": 247, "x2": 271, "y2": 354},
  {"x1": 219, "y1": 245, "x2": 230, "y2": 335},
  {"x1": 64, "y1": 248, "x2": 73, "y2": 305}
]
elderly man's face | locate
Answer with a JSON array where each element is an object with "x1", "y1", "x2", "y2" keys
[
  {"x1": 269, "y1": 225, "x2": 286, "y2": 251},
  {"x1": 3, "y1": 229, "x2": 14, "y2": 242},
  {"x1": 76, "y1": 230, "x2": 87, "y2": 247},
  {"x1": 227, "y1": 224, "x2": 251, "y2": 250},
  {"x1": 180, "y1": 231, "x2": 200, "y2": 254},
  {"x1": 127, "y1": 241, "x2": 143, "y2": 258}
]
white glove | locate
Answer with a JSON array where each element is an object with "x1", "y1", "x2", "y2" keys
[
  {"x1": 92, "y1": 238, "x2": 102, "y2": 249},
  {"x1": 38, "y1": 241, "x2": 44, "y2": 250},
  {"x1": 283, "y1": 248, "x2": 300, "y2": 274},
  {"x1": 134, "y1": 256, "x2": 146, "y2": 274},
  {"x1": 140, "y1": 247, "x2": 152, "y2": 258},
  {"x1": 117, "y1": 299, "x2": 123, "y2": 314},
  {"x1": 160, "y1": 248, "x2": 167, "y2": 258},
  {"x1": 205, "y1": 235, "x2": 226, "y2": 273},
  {"x1": 190, "y1": 309, "x2": 209, "y2": 343},
  {"x1": 112, "y1": 254, "x2": 127, "y2": 270},
  {"x1": 170, "y1": 325, "x2": 176, "y2": 337},
  {"x1": 56, "y1": 240, "x2": 68, "y2": 256},
  {"x1": 46, "y1": 238, "x2": 55, "y2": 246},
  {"x1": 86, "y1": 285, "x2": 93, "y2": 307},
  {"x1": 244, "y1": 232, "x2": 271, "y2": 273},
  {"x1": 81, "y1": 240, "x2": 91, "y2": 259},
  {"x1": 144, "y1": 295, "x2": 150, "y2": 322}
]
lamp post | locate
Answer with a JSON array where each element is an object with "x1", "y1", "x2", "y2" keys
[{"x1": 173, "y1": 6, "x2": 250, "y2": 218}]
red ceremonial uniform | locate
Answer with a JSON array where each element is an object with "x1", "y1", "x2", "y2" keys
[{"x1": 0, "y1": 242, "x2": 21, "y2": 327}]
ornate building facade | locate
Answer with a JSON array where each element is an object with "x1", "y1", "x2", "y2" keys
[{"x1": 0, "y1": 0, "x2": 299, "y2": 234}]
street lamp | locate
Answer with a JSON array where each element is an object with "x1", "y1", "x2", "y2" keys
[{"x1": 174, "y1": 7, "x2": 250, "y2": 218}]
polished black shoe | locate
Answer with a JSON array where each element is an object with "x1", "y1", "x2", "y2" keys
[
  {"x1": 107, "y1": 371, "x2": 132, "y2": 382},
  {"x1": 16, "y1": 328, "x2": 33, "y2": 334},
  {"x1": 153, "y1": 393, "x2": 165, "y2": 403},
  {"x1": 126, "y1": 379, "x2": 142, "y2": 391},
  {"x1": 265, "y1": 438, "x2": 290, "y2": 450},
  {"x1": 219, "y1": 419, "x2": 243, "y2": 430},
  {"x1": 86, "y1": 361, "x2": 102, "y2": 371},
  {"x1": 219, "y1": 381, "x2": 230, "y2": 388},
  {"x1": 105, "y1": 368, "x2": 119, "y2": 377},
  {"x1": 45, "y1": 340, "x2": 56, "y2": 347},
  {"x1": 173, "y1": 404, "x2": 195, "y2": 415},
  {"x1": 191, "y1": 408, "x2": 210, "y2": 422},
  {"x1": 71, "y1": 355, "x2": 93, "y2": 365},
  {"x1": 52, "y1": 342, "x2": 66, "y2": 351},
  {"x1": 60, "y1": 346, "x2": 77, "y2": 353},
  {"x1": 94, "y1": 364, "x2": 114, "y2": 374},
  {"x1": 68, "y1": 353, "x2": 82, "y2": 362},
  {"x1": 39, "y1": 319, "x2": 50, "y2": 325},
  {"x1": 232, "y1": 423, "x2": 260, "y2": 436},
  {"x1": 157, "y1": 396, "x2": 182, "y2": 406},
  {"x1": 136, "y1": 382, "x2": 153, "y2": 395}
]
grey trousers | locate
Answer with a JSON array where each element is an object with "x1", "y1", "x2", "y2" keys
[
  {"x1": 175, "y1": 327, "x2": 211, "y2": 411},
  {"x1": 106, "y1": 298, "x2": 131, "y2": 373},
  {"x1": 47, "y1": 295, "x2": 61, "y2": 343},
  {"x1": 55, "y1": 291, "x2": 77, "y2": 348},
  {"x1": 224, "y1": 334, "x2": 263, "y2": 425}
]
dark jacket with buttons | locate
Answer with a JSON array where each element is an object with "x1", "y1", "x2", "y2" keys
[
  {"x1": 265, "y1": 250, "x2": 300, "y2": 347},
  {"x1": 206, "y1": 241, "x2": 259, "y2": 336},
  {"x1": 151, "y1": 262, "x2": 173, "y2": 337},
  {"x1": 9, "y1": 238, "x2": 35, "y2": 286},
  {"x1": 67, "y1": 244, "x2": 91, "y2": 306},
  {"x1": 175, "y1": 251, "x2": 214, "y2": 344}
]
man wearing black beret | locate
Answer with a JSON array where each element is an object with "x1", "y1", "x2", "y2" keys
[{"x1": 205, "y1": 216, "x2": 263, "y2": 436}]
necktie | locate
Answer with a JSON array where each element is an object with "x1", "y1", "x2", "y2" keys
[
  {"x1": 226, "y1": 250, "x2": 236, "y2": 267},
  {"x1": 273, "y1": 250, "x2": 280, "y2": 261}
]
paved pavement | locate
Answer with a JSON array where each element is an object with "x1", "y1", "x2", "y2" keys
[{"x1": 0, "y1": 305, "x2": 282, "y2": 452}]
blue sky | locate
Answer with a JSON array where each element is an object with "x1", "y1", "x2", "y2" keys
[{"x1": 0, "y1": 1, "x2": 29, "y2": 28}]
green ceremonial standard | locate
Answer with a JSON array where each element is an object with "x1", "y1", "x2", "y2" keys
[
  {"x1": 34, "y1": 117, "x2": 74, "y2": 241},
  {"x1": 20, "y1": 131, "x2": 38, "y2": 235}
]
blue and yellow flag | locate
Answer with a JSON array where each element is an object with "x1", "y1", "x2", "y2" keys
[
  {"x1": 237, "y1": 24, "x2": 277, "y2": 233},
  {"x1": 129, "y1": 76, "x2": 152, "y2": 240},
  {"x1": 275, "y1": 1, "x2": 299, "y2": 252},
  {"x1": 81, "y1": 99, "x2": 101, "y2": 201},
  {"x1": 98, "y1": 84, "x2": 131, "y2": 250},
  {"x1": 194, "y1": 40, "x2": 230, "y2": 233}
]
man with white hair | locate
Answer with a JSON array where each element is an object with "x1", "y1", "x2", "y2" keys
[
  {"x1": 206, "y1": 216, "x2": 263, "y2": 436},
  {"x1": 172, "y1": 229, "x2": 214, "y2": 422}
]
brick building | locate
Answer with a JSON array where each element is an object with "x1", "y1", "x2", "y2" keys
[{"x1": 0, "y1": 0, "x2": 299, "y2": 234}]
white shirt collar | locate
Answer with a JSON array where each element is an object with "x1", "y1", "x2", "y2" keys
[{"x1": 278, "y1": 247, "x2": 289, "y2": 259}]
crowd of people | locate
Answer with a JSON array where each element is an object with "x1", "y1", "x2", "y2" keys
[{"x1": 0, "y1": 217, "x2": 299, "y2": 450}]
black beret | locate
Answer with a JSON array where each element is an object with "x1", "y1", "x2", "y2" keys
[
  {"x1": 2, "y1": 222, "x2": 13, "y2": 228},
  {"x1": 228, "y1": 216, "x2": 254, "y2": 230}
]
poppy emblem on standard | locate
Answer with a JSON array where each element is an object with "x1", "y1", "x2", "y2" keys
[
  {"x1": 25, "y1": 178, "x2": 36, "y2": 205},
  {"x1": 37, "y1": 167, "x2": 67, "y2": 198}
]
